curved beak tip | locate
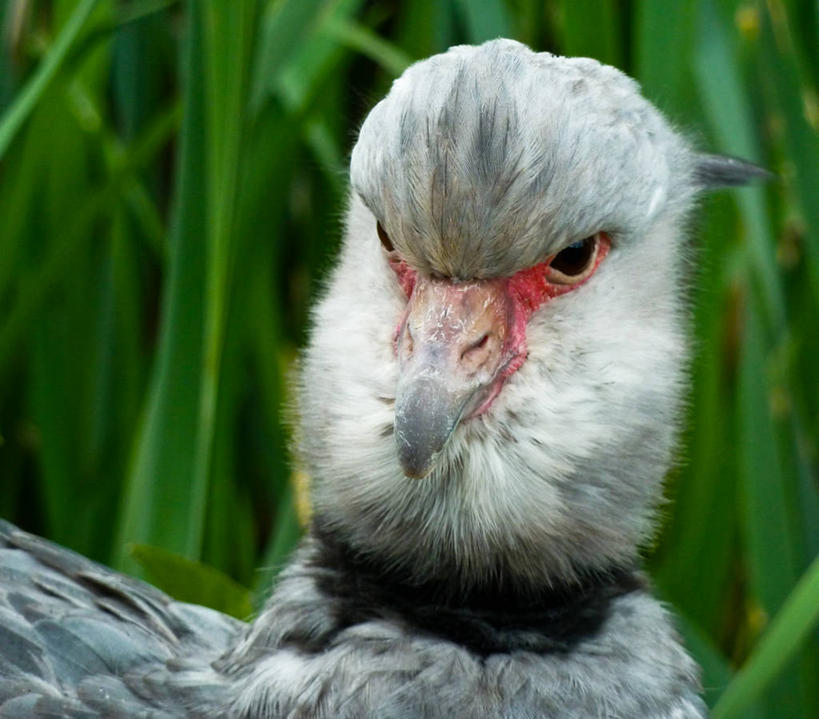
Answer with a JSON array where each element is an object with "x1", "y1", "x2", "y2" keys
[
  {"x1": 394, "y1": 384, "x2": 459, "y2": 480},
  {"x1": 397, "y1": 446, "x2": 438, "y2": 479}
]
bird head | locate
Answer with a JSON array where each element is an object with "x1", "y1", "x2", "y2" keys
[{"x1": 298, "y1": 39, "x2": 766, "y2": 590}]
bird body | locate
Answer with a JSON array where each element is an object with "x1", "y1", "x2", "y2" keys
[
  {"x1": 0, "y1": 521, "x2": 701, "y2": 717},
  {"x1": 0, "y1": 39, "x2": 766, "y2": 717},
  {"x1": 219, "y1": 537, "x2": 705, "y2": 718}
]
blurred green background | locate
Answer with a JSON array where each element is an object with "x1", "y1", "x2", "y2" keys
[{"x1": 0, "y1": 0, "x2": 817, "y2": 716}]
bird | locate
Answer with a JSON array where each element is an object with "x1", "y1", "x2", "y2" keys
[{"x1": 0, "y1": 39, "x2": 768, "y2": 718}]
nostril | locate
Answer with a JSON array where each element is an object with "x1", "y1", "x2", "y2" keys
[
  {"x1": 403, "y1": 324, "x2": 414, "y2": 357},
  {"x1": 461, "y1": 333, "x2": 489, "y2": 362}
]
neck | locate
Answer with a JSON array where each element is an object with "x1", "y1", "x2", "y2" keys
[{"x1": 310, "y1": 520, "x2": 645, "y2": 656}]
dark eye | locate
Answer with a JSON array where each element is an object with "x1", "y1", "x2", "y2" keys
[
  {"x1": 546, "y1": 233, "x2": 601, "y2": 284},
  {"x1": 377, "y1": 221, "x2": 395, "y2": 253}
]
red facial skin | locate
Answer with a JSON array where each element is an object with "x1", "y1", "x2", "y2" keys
[
  {"x1": 503, "y1": 235, "x2": 611, "y2": 374},
  {"x1": 389, "y1": 234, "x2": 611, "y2": 418}
]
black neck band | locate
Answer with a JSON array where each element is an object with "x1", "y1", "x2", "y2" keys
[{"x1": 309, "y1": 524, "x2": 644, "y2": 657}]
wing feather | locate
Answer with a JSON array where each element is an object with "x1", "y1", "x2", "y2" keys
[{"x1": 0, "y1": 521, "x2": 242, "y2": 717}]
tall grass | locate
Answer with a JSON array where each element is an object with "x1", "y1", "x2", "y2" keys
[{"x1": 1, "y1": 1, "x2": 816, "y2": 715}]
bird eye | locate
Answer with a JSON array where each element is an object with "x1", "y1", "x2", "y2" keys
[
  {"x1": 546, "y1": 233, "x2": 601, "y2": 284},
  {"x1": 377, "y1": 221, "x2": 395, "y2": 253}
]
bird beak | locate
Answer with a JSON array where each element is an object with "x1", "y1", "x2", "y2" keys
[{"x1": 393, "y1": 275, "x2": 523, "y2": 478}]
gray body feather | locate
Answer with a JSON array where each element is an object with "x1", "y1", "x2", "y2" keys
[
  {"x1": 0, "y1": 520, "x2": 239, "y2": 717},
  {"x1": 1, "y1": 39, "x2": 758, "y2": 717}
]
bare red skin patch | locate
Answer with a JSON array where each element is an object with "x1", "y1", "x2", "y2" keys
[
  {"x1": 389, "y1": 256, "x2": 417, "y2": 297},
  {"x1": 503, "y1": 234, "x2": 611, "y2": 376},
  {"x1": 389, "y1": 234, "x2": 611, "y2": 416}
]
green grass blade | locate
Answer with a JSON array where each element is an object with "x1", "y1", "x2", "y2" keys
[
  {"x1": 391, "y1": 0, "x2": 456, "y2": 58},
  {"x1": 713, "y1": 551, "x2": 819, "y2": 719},
  {"x1": 692, "y1": 3, "x2": 818, "y2": 714},
  {"x1": 0, "y1": 110, "x2": 52, "y2": 301},
  {"x1": 0, "y1": 101, "x2": 179, "y2": 384},
  {"x1": 759, "y1": 5, "x2": 819, "y2": 299},
  {"x1": 736, "y1": 296, "x2": 815, "y2": 715},
  {"x1": 274, "y1": 0, "x2": 366, "y2": 113},
  {"x1": 192, "y1": 0, "x2": 258, "y2": 562},
  {"x1": 737, "y1": 301, "x2": 800, "y2": 609},
  {"x1": 0, "y1": 191, "x2": 104, "y2": 382},
  {"x1": 130, "y1": 543, "x2": 254, "y2": 620},
  {"x1": 323, "y1": 18, "x2": 413, "y2": 76},
  {"x1": 677, "y1": 614, "x2": 762, "y2": 717},
  {"x1": 558, "y1": 0, "x2": 622, "y2": 66},
  {"x1": 693, "y1": 0, "x2": 785, "y2": 330},
  {"x1": 453, "y1": 0, "x2": 511, "y2": 43},
  {"x1": 0, "y1": 0, "x2": 101, "y2": 159},
  {"x1": 115, "y1": 0, "x2": 209, "y2": 569},
  {"x1": 634, "y1": 0, "x2": 696, "y2": 117},
  {"x1": 249, "y1": 0, "x2": 326, "y2": 111}
]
